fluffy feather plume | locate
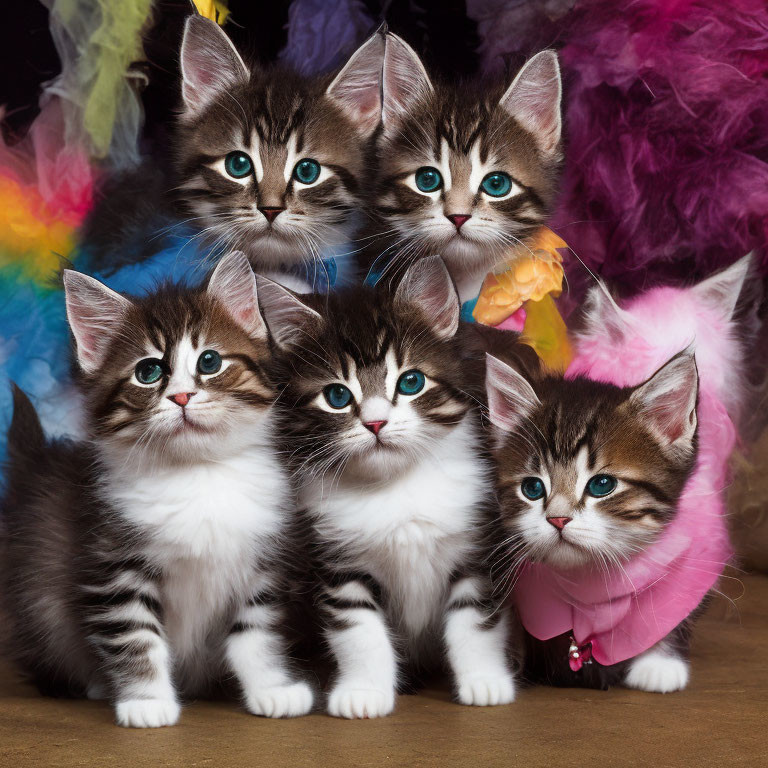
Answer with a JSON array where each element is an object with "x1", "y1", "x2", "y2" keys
[{"x1": 469, "y1": 0, "x2": 768, "y2": 298}]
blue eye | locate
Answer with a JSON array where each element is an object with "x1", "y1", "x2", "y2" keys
[
  {"x1": 293, "y1": 159, "x2": 321, "y2": 185},
  {"x1": 586, "y1": 474, "x2": 618, "y2": 497},
  {"x1": 521, "y1": 477, "x2": 546, "y2": 501},
  {"x1": 224, "y1": 151, "x2": 253, "y2": 179},
  {"x1": 135, "y1": 358, "x2": 164, "y2": 385},
  {"x1": 396, "y1": 370, "x2": 426, "y2": 396},
  {"x1": 414, "y1": 167, "x2": 443, "y2": 193},
  {"x1": 480, "y1": 172, "x2": 512, "y2": 197},
  {"x1": 324, "y1": 383, "x2": 353, "y2": 409},
  {"x1": 197, "y1": 350, "x2": 222, "y2": 375}
]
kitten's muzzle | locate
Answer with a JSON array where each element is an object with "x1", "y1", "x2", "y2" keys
[{"x1": 547, "y1": 516, "x2": 572, "y2": 531}]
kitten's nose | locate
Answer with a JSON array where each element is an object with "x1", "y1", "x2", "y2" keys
[
  {"x1": 547, "y1": 517, "x2": 572, "y2": 531},
  {"x1": 364, "y1": 420, "x2": 387, "y2": 436},
  {"x1": 168, "y1": 392, "x2": 195, "y2": 407},
  {"x1": 447, "y1": 214, "x2": 471, "y2": 231},
  {"x1": 259, "y1": 207, "x2": 284, "y2": 223}
]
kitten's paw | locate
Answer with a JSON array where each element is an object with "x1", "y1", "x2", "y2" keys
[
  {"x1": 456, "y1": 673, "x2": 516, "y2": 706},
  {"x1": 115, "y1": 698, "x2": 181, "y2": 728},
  {"x1": 246, "y1": 681, "x2": 314, "y2": 718},
  {"x1": 327, "y1": 685, "x2": 395, "y2": 719},
  {"x1": 625, "y1": 652, "x2": 689, "y2": 693}
]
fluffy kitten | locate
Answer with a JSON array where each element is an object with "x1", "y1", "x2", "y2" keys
[
  {"x1": 259, "y1": 257, "x2": 516, "y2": 718},
  {"x1": 487, "y1": 348, "x2": 701, "y2": 690},
  {"x1": 175, "y1": 16, "x2": 384, "y2": 285},
  {"x1": 368, "y1": 33, "x2": 563, "y2": 302},
  {"x1": 0, "y1": 253, "x2": 312, "y2": 727}
]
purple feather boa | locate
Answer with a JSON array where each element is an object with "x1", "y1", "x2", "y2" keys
[{"x1": 469, "y1": 0, "x2": 768, "y2": 299}]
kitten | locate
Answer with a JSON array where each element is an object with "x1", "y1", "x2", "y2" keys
[
  {"x1": 0, "y1": 253, "x2": 313, "y2": 727},
  {"x1": 258, "y1": 257, "x2": 516, "y2": 719},
  {"x1": 486, "y1": 348, "x2": 701, "y2": 690},
  {"x1": 367, "y1": 33, "x2": 563, "y2": 303},
  {"x1": 486, "y1": 257, "x2": 752, "y2": 692},
  {"x1": 175, "y1": 16, "x2": 384, "y2": 288}
]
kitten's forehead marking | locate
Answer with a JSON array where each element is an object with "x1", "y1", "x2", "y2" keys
[
  {"x1": 384, "y1": 348, "x2": 399, "y2": 400},
  {"x1": 438, "y1": 137, "x2": 453, "y2": 192},
  {"x1": 166, "y1": 334, "x2": 198, "y2": 393},
  {"x1": 468, "y1": 140, "x2": 487, "y2": 194},
  {"x1": 249, "y1": 130, "x2": 264, "y2": 183},
  {"x1": 283, "y1": 132, "x2": 298, "y2": 184}
]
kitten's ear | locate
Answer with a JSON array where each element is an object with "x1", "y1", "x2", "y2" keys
[
  {"x1": 394, "y1": 256, "x2": 459, "y2": 340},
  {"x1": 180, "y1": 15, "x2": 249, "y2": 116},
  {"x1": 691, "y1": 254, "x2": 752, "y2": 321},
  {"x1": 326, "y1": 31, "x2": 384, "y2": 138},
  {"x1": 207, "y1": 251, "x2": 267, "y2": 339},
  {"x1": 381, "y1": 32, "x2": 433, "y2": 137},
  {"x1": 499, "y1": 50, "x2": 562, "y2": 157},
  {"x1": 485, "y1": 354, "x2": 541, "y2": 433},
  {"x1": 581, "y1": 283, "x2": 632, "y2": 342},
  {"x1": 255, "y1": 276, "x2": 322, "y2": 347},
  {"x1": 629, "y1": 347, "x2": 699, "y2": 452},
  {"x1": 63, "y1": 271, "x2": 132, "y2": 374}
]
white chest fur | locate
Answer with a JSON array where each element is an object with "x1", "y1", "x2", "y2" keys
[
  {"x1": 102, "y1": 443, "x2": 288, "y2": 662},
  {"x1": 304, "y1": 418, "x2": 489, "y2": 637}
]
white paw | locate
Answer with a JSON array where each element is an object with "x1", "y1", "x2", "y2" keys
[
  {"x1": 327, "y1": 685, "x2": 395, "y2": 719},
  {"x1": 115, "y1": 698, "x2": 181, "y2": 728},
  {"x1": 625, "y1": 652, "x2": 689, "y2": 693},
  {"x1": 457, "y1": 673, "x2": 516, "y2": 706},
  {"x1": 246, "y1": 681, "x2": 314, "y2": 718}
]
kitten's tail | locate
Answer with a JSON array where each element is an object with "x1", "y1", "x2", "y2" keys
[{"x1": 7, "y1": 384, "x2": 45, "y2": 467}]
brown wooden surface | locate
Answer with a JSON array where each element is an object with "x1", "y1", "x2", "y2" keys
[{"x1": 1, "y1": 574, "x2": 766, "y2": 768}]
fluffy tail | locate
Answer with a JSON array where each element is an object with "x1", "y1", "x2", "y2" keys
[{"x1": 7, "y1": 384, "x2": 45, "y2": 468}]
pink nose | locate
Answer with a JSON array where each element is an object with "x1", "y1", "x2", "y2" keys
[
  {"x1": 259, "y1": 207, "x2": 284, "y2": 223},
  {"x1": 364, "y1": 420, "x2": 387, "y2": 436},
  {"x1": 168, "y1": 392, "x2": 195, "y2": 407},
  {"x1": 547, "y1": 517, "x2": 572, "y2": 531},
  {"x1": 447, "y1": 214, "x2": 471, "y2": 230}
]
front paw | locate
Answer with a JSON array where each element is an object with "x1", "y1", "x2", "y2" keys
[
  {"x1": 456, "y1": 673, "x2": 516, "y2": 706},
  {"x1": 115, "y1": 698, "x2": 181, "y2": 728},
  {"x1": 328, "y1": 684, "x2": 395, "y2": 719},
  {"x1": 246, "y1": 681, "x2": 314, "y2": 718},
  {"x1": 625, "y1": 652, "x2": 689, "y2": 693}
]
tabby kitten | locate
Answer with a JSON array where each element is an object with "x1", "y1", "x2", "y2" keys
[
  {"x1": 0, "y1": 253, "x2": 312, "y2": 727},
  {"x1": 259, "y1": 257, "x2": 516, "y2": 719},
  {"x1": 176, "y1": 15, "x2": 384, "y2": 287},
  {"x1": 486, "y1": 348, "x2": 701, "y2": 690},
  {"x1": 368, "y1": 33, "x2": 563, "y2": 302}
]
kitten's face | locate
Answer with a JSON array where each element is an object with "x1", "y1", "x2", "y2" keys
[
  {"x1": 487, "y1": 353, "x2": 699, "y2": 570},
  {"x1": 263, "y1": 258, "x2": 470, "y2": 480},
  {"x1": 374, "y1": 37, "x2": 562, "y2": 276},
  {"x1": 176, "y1": 17, "x2": 383, "y2": 271},
  {"x1": 64, "y1": 254, "x2": 272, "y2": 464}
]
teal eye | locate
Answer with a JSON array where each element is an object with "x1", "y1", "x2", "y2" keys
[
  {"x1": 521, "y1": 477, "x2": 546, "y2": 501},
  {"x1": 480, "y1": 172, "x2": 513, "y2": 197},
  {"x1": 224, "y1": 151, "x2": 253, "y2": 179},
  {"x1": 293, "y1": 158, "x2": 321, "y2": 185},
  {"x1": 135, "y1": 358, "x2": 164, "y2": 385},
  {"x1": 197, "y1": 350, "x2": 222, "y2": 375},
  {"x1": 324, "y1": 383, "x2": 353, "y2": 409},
  {"x1": 414, "y1": 167, "x2": 443, "y2": 193},
  {"x1": 396, "y1": 370, "x2": 426, "y2": 396},
  {"x1": 586, "y1": 474, "x2": 618, "y2": 497}
]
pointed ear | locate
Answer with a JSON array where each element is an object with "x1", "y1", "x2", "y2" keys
[
  {"x1": 381, "y1": 33, "x2": 433, "y2": 137},
  {"x1": 180, "y1": 15, "x2": 249, "y2": 117},
  {"x1": 255, "y1": 276, "x2": 322, "y2": 347},
  {"x1": 691, "y1": 254, "x2": 752, "y2": 320},
  {"x1": 326, "y1": 32, "x2": 384, "y2": 139},
  {"x1": 485, "y1": 354, "x2": 541, "y2": 433},
  {"x1": 394, "y1": 256, "x2": 459, "y2": 340},
  {"x1": 581, "y1": 283, "x2": 632, "y2": 342},
  {"x1": 629, "y1": 347, "x2": 699, "y2": 452},
  {"x1": 63, "y1": 270, "x2": 132, "y2": 374},
  {"x1": 499, "y1": 50, "x2": 562, "y2": 156},
  {"x1": 207, "y1": 252, "x2": 266, "y2": 339}
]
